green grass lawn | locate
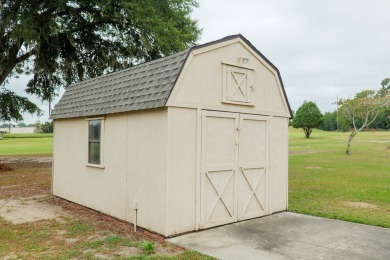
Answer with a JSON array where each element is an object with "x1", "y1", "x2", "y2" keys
[
  {"x1": 289, "y1": 128, "x2": 390, "y2": 227},
  {"x1": 0, "y1": 133, "x2": 53, "y2": 156}
]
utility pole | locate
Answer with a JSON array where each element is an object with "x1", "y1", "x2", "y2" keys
[{"x1": 336, "y1": 94, "x2": 339, "y2": 131}]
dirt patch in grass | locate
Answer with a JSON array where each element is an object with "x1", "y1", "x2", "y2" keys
[
  {"x1": 0, "y1": 157, "x2": 52, "y2": 200},
  {"x1": 0, "y1": 156, "x2": 53, "y2": 164},
  {"x1": 49, "y1": 196, "x2": 185, "y2": 256},
  {"x1": 289, "y1": 150, "x2": 320, "y2": 156},
  {"x1": 0, "y1": 162, "x2": 13, "y2": 171},
  {"x1": 355, "y1": 140, "x2": 390, "y2": 143},
  {"x1": 0, "y1": 156, "x2": 209, "y2": 259},
  {"x1": 0, "y1": 195, "x2": 66, "y2": 224},
  {"x1": 289, "y1": 149, "x2": 338, "y2": 156},
  {"x1": 345, "y1": 202, "x2": 379, "y2": 210},
  {"x1": 305, "y1": 166, "x2": 322, "y2": 169}
]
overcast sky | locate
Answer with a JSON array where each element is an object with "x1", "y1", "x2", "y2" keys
[{"x1": 9, "y1": 0, "x2": 390, "y2": 124}]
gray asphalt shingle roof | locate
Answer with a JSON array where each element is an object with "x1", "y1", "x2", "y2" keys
[
  {"x1": 51, "y1": 34, "x2": 292, "y2": 119},
  {"x1": 50, "y1": 50, "x2": 188, "y2": 119}
]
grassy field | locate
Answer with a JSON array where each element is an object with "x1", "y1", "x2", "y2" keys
[
  {"x1": 0, "y1": 133, "x2": 53, "y2": 156},
  {"x1": 289, "y1": 128, "x2": 390, "y2": 227}
]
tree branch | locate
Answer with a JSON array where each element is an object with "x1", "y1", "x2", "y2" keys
[
  {"x1": 15, "y1": 46, "x2": 38, "y2": 63},
  {"x1": 365, "y1": 111, "x2": 379, "y2": 127},
  {"x1": 0, "y1": 38, "x2": 26, "y2": 85}
]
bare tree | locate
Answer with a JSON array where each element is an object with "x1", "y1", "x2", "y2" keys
[{"x1": 339, "y1": 90, "x2": 388, "y2": 155}]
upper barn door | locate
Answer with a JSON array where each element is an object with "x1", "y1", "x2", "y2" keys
[
  {"x1": 200, "y1": 111, "x2": 269, "y2": 229},
  {"x1": 238, "y1": 114, "x2": 269, "y2": 220},
  {"x1": 200, "y1": 111, "x2": 238, "y2": 229}
]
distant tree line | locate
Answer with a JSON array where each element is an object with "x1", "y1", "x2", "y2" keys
[
  {"x1": 319, "y1": 109, "x2": 389, "y2": 132},
  {"x1": 0, "y1": 122, "x2": 35, "y2": 127},
  {"x1": 34, "y1": 121, "x2": 53, "y2": 133},
  {"x1": 0, "y1": 120, "x2": 53, "y2": 133}
]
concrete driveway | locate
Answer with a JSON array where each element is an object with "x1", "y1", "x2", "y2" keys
[{"x1": 167, "y1": 212, "x2": 390, "y2": 260}]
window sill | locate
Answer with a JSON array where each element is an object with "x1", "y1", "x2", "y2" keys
[
  {"x1": 221, "y1": 101, "x2": 255, "y2": 107},
  {"x1": 86, "y1": 163, "x2": 105, "y2": 169}
]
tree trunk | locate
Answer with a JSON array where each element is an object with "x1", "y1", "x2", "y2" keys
[
  {"x1": 0, "y1": 65, "x2": 16, "y2": 86},
  {"x1": 346, "y1": 132, "x2": 357, "y2": 155},
  {"x1": 48, "y1": 98, "x2": 51, "y2": 115},
  {"x1": 303, "y1": 127, "x2": 312, "y2": 138}
]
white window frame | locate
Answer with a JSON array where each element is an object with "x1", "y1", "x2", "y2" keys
[{"x1": 86, "y1": 117, "x2": 105, "y2": 168}]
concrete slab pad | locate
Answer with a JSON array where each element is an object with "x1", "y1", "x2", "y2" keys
[{"x1": 167, "y1": 212, "x2": 390, "y2": 260}]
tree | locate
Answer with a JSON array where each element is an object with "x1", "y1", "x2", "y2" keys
[
  {"x1": 368, "y1": 78, "x2": 390, "y2": 130},
  {"x1": 380, "y1": 78, "x2": 390, "y2": 109},
  {"x1": 40, "y1": 121, "x2": 53, "y2": 133},
  {"x1": 380, "y1": 78, "x2": 390, "y2": 91},
  {"x1": 0, "y1": 0, "x2": 200, "y2": 120},
  {"x1": 291, "y1": 101, "x2": 323, "y2": 138},
  {"x1": 34, "y1": 121, "x2": 41, "y2": 133},
  {"x1": 320, "y1": 112, "x2": 337, "y2": 131},
  {"x1": 371, "y1": 111, "x2": 390, "y2": 129},
  {"x1": 0, "y1": 89, "x2": 41, "y2": 122},
  {"x1": 318, "y1": 111, "x2": 350, "y2": 132},
  {"x1": 35, "y1": 120, "x2": 54, "y2": 133},
  {"x1": 339, "y1": 89, "x2": 388, "y2": 155}
]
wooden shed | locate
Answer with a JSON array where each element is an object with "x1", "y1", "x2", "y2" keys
[{"x1": 51, "y1": 34, "x2": 292, "y2": 237}]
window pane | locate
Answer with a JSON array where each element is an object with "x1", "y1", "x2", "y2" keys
[
  {"x1": 88, "y1": 119, "x2": 101, "y2": 165},
  {"x1": 88, "y1": 120, "x2": 101, "y2": 141},
  {"x1": 89, "y1": 142, "x2": 100, "y2": 164}
]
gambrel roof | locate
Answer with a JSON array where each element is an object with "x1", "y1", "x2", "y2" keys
[
  {"x1": 51, "y1": 35, "x2": 292, "y2": 119},
  {"x1": 50, "y1": 50, "x2": 188, "y2": 119}
]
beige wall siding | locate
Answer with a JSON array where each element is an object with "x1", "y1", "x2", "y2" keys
[
  {"x1": 53, "y1": 109, "x2": 169, "y2": 235},
  {"x1": 269, "y1": 116, "x2": 289, "y2": 212},
  {"x1": 53, "y1": 115, "x2": 128, "y2": 219},
  {"x1": 53, "y1": 118, "x2": 90, "y2": 204},
  {"x1": 166, "y1": 107, "x2": 197, "y2": 235},
  {"x1": 167, "y1": 40, "x2": 290, "y2": 118},
  {"x1": 100, "y1": 114, "x2": 128, "y2": 216},
  {"x1": 125, "y1": 109, "x2": 168, "y2": 235}
]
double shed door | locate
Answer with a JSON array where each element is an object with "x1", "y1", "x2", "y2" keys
[{"x1": 200, "y1": 110, "x2": 270, "y2": 229}]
